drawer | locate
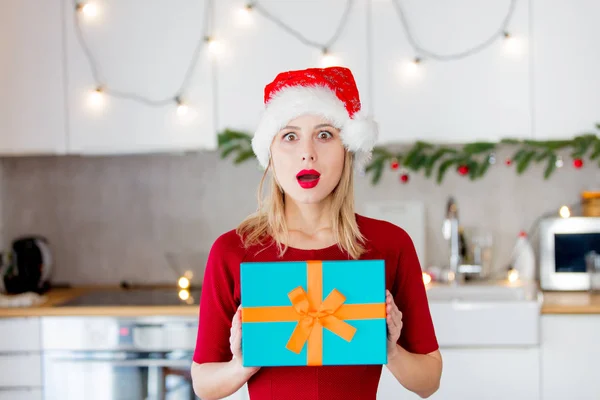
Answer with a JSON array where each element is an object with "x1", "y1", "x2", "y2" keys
[
  {"x1": 0, "y1": 318, "x2": 41, "y2": 352},
  {"x1": 0, "y1": 389, "x2": 42, "y2": 400},
  {"x1": 0, "y1": 355, "x2": 41, "y2": 387}
]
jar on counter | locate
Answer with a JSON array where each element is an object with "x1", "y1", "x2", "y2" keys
[{"x1": 582, "y1": 191, "x2": 600, "y2": 217}]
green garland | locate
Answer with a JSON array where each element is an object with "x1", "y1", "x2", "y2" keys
[{"x1": 217, "y1": 124, "x2": 600, "y2": 185}]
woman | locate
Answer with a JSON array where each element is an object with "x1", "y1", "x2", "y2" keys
[{"x1": 191, "y1": 66, "x2": 442, "y2": 400}]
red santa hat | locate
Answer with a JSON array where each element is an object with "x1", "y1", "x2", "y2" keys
[{"x1": 251, "y1": 66, "x2": 378, "y2": 171}]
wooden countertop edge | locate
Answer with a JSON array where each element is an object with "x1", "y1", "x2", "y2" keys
[
  {"x1": 0, "y1": 306, "x2": 200, "y2": 317},
  {"x1": 541, "y1": 305, "x2": 600, "y2": 314},
  {"x1": 0, "y1": 286, "x2": 201, "y2": 317},
  {"x1": 2, "y1": 287, "x2": 600, "y2": 317}
]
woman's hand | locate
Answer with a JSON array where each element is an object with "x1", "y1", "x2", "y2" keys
[
  {"x1": 385, "y1": 290, "x2": 403, "y2": 360},
  {"x1": 230, "y1": 306, "x2": 261, "y2": 376}
]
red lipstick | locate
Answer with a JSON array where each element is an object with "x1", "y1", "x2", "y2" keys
[{"x1": 296, "y1": 169, "x2": 321, "y2": 189}]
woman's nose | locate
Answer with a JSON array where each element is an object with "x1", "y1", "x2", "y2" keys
[{"x1": 301, "y1": 141, "x2": 317, "y2": 162}]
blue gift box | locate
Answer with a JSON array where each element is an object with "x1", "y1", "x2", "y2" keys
[{"x1": 240, "y1": 259, "x2": 387, "y2": 367}]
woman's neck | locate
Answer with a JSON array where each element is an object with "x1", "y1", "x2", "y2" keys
[{"x1": 284, "y1": 196, "x2": 332, "y2": 236}]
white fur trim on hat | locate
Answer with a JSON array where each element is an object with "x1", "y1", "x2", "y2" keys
[{"x1": 251, "y1": 85, "x2": 378, "y2": 172}]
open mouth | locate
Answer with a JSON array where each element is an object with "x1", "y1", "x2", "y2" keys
[{"x1": 296, "y1": 169, "x2": 321, "y2": 188}]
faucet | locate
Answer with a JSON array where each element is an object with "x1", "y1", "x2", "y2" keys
[
  {"x1": 443, "y1": 197, "x2": 461, "y2": 284},
  {"x1": 443, "y1": 197, "x2": 483, "y2": 284}
]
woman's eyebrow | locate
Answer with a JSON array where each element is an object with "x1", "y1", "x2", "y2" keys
[
  {"x1": 314, "y1": 124, "x2": 336, "y2": 129},
  {"x1": 281, "y1": 125, "x2": 300, "y2": 130}
]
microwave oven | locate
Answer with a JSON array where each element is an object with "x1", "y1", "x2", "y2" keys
[{"x1": 539, "y1": 217, "x2": 600, "y2": 291}]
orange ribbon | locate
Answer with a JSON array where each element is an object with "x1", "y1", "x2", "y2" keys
[{"x1": 242, "y1": 260, "x2": 386, "y2": 366}]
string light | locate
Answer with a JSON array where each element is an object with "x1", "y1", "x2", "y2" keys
[
  {"x1": 179, "y1": 289, "x2": 190, "y2": 301},
  {"x1": 422, "y1": 272, "x2": 432, "y2": 285},
  {"x1": 205, "y1": 36, "x2": 223, "y2": 56},
  {"x1": 73, "y1": 0, "x2": 525, "y2": 111},
  {"x1": 88, "y1": 87, "x2": 105, "y2": 109},
  {"x1": 390, "y1": 0, "x2": 517, "y2": 61},
  {"x1": 559, "y1": 205, "x2": 571, "y2": 219},
  {"x1": 76, "y1": 2, "x2": 99, "y2": 19},
  {"x1": 503, "y1": 31, "x2": 523, "y2": 56},
  {"x1": 250, "y1": 0, "x2": 352, "y2": 57},
  {"x1": 73, "y1": 0, "x2": 214, "y2": 108},
  {"x1": 178, "y1": 276, "x2": 191, "y2": 289},
  {"x1": 175, "y1": 97, "x2": 189, "y2": 117},
  {"x1": 236, "y1": 3, "x2": 255, "y2": 27},
  {"x1": 507, "y1": 267, "x2": 519, "y2": 283},
  {"x1": 321, "y1": 48, "x2": 340, "y2": 68},
  {"x1": 400, "y1": 57, "x2": 422, "y2": 79}
]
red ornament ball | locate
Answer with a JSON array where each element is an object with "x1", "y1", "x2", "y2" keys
[
  {"x1": 457, "y1": 165, "x2": 470, "y2": 175},
  {"x1": 400, "y1": 173, "x2": 409, "y2": 183},
  {"x1": 391, "y1": 160, "x2": 400, "y2": 170},
  {"x1": 505, "y1": 158, "x2": 512, "y2": 166},
  {"x1": 573, "y1": 158, "x2": 584, "y2": 169}
]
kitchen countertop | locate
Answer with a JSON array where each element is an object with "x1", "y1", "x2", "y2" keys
[
  {"x1": 0, "y1": 286, "x2": 200, "y2": 317},
  {"x1": 541, "y1": 291, "x2": 600, "y2": 314},
  {"x1": 2, "y1": 286, "x2": 600, "y2": 318}
]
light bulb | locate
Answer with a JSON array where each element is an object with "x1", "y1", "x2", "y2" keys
[
  {"x1": 422, "y1": 272, "x2": 432, "y2": 285},
  {"x1": 507, "y1": 268, "x2": 519, "y2": 283},
  {"x1": 559, "y1": 205, "x2": 571, "y2": 219},
  {"x1": 236, "y1": 4, "x2": 254, "y2": 27},
  {"x1": 401, "y1": 57, "x2": 422, "y2": 79},
  {"x1": 177, "y1": 104, "x2": 189, "y2": 116},
  {"x1": 179, "y1": 289, "x2": 190, "y2": 301},
  {"x1": 206, "y1": 37, "x2": 223, "y2": 56},
  {"x1": 88, "y1": 87, "x2": 105, "y2": 109},
  {"x1": 320, "y1": 50, "x2": 339, "y2": 68},
  {"x1": 503, "y1": 32, "x2": 523, "y2": 56},
  {"x1": 555, "y1": 156, "x2": 564, "y2": 168},
  {"x1": 77, "y1": 2, "x2": 99, "y2": 19},
  {"x1": 178, "y1": 276, "x2": 190, "y2": 289}
]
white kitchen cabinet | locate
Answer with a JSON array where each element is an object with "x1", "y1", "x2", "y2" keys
[
  {"x1": 0, "y1": 389, "x2": 42, "y2": 400},
  {"x1": 532, "y1": 0, "x2": 600, "y2": 139},
  {"x1": 62, "y1": 0, "x2": 217, "y2": 154},
  {"x1": 0, "y1": 0, "x2": 67, "y2": 154},
  {"x1": 0, "y1": 355, "x2": 42, "y2": 387},
  {"x1": 0, "y1": 318, "x2": 42, "y2": 395},
  {"x1": 541, "y1": 315, "x2": 600, "y2": 400},
  {"x1": 378, "y1": 348, "x2": 539, "y2": 400},
  {"x1": 371, "y1": 0, "x2": 532, "y2": 144},
  {"x1": 0, "y1": 317, "x2": 41, "y2": 352}
]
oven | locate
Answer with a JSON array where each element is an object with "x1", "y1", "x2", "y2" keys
[
  {"x1": 539, "y1": 216, "x2": 600, "y2": 291},
  {"x1": 41, "y1": 316, "x2": 199, "y2": 400}
]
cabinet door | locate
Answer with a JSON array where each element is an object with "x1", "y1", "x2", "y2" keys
[
  {"x1": 371, "y1": 0, "x2": 532, "y2": 144},
  {"x1": 377, "y1": 348, "x2": 539, "y2": 400},
  {"x1": 541, "y1": 315, "x2": 600, "y2": 400},
  {"x1": 0, "y1": 355, "x2": 42, "y2": 387},
  {"x1": 0, "y1": 389, "x2": 42, "y2": 400},
  {"x1": 63, "y1": 0, "x2": 216, "y2": 154},
  {"x1": 0, "y1": 0, "x2": 67, "y2": 154},
  {"x1": 0, "y1": 317, "x2": 41, "y2": 352},
  {"x1": 532, "y1": 0, "x2": 600, "y2": 139}
]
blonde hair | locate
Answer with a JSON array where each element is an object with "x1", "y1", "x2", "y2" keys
[{"x1": 236, "y1": 151, "x2": 366, "y2": 259}]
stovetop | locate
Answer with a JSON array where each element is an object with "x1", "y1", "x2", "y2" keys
[{"x1": 59, "y1": 288, "x2": 202, "y2": 307}]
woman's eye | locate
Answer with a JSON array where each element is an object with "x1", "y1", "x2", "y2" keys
[
  {"x1": 318, "y1": 131, "x2": 333, "y2": 139},
  {"x1": 283, "y1": 133, "x2": 297, "y2": 141}
]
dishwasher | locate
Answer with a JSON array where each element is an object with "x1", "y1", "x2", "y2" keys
[{"x1": 41, "y1": 316, "x2": 199, "y2": 400}]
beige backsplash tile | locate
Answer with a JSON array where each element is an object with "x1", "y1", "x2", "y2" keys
[{"x1": 1, "y1": 149, "x2": 598, "y2": 286}]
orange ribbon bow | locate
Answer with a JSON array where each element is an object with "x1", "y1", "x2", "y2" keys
[{"x1": 242, "y1": 260, "x2": 386, "y2": 366}]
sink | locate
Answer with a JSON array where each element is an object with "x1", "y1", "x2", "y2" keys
[
  {"x1": 424, "y1": 281, "x2": 542, "y2": 347},
  {"x1": 425, "y1": 281, "x2": 538, "y2": 302}
]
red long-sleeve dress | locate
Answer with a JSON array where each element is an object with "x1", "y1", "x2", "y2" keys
[{"x1": 193, "y1": 214, "x2": 439, "y2": 400}]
